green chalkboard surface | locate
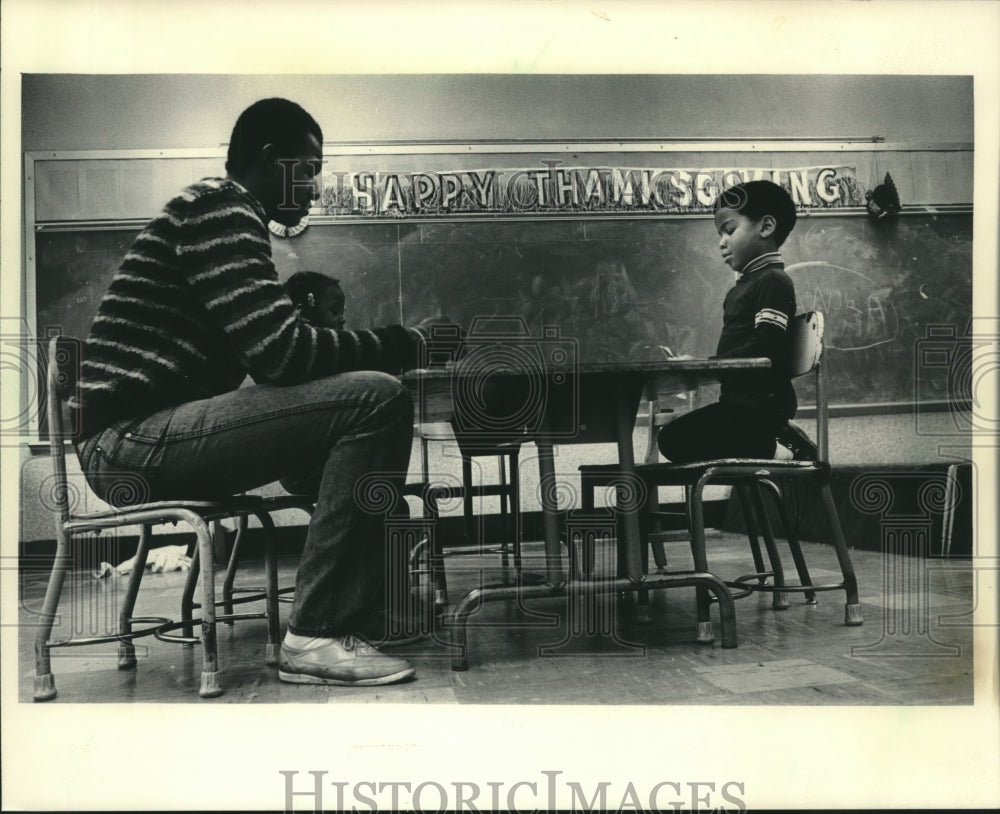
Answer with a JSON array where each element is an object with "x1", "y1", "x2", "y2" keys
[{"x1": 34, "y1": 212, "x2": 971, "y2": 409}]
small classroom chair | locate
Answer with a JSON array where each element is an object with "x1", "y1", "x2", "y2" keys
[
  {"x1": 406, "y1": 315, "x2": 536, "y2": 606},
  {"x1": 633, "y1": 311, "x2": 863, "y2": 641},
  {"x1": 211, "y1": 493, "x2": 314, "y2": 631},
  {"x1": 32, "y1": 335, "x2": 304, "y2": 701},
  {"x1": 406, "y1": 424, "x2": 523, "y2": 607}
]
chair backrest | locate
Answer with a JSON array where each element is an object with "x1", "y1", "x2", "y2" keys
[
  {"x1": 788, "y1": 311, "x2": 824, "y2": 379},
  {"x1": 787, "y1": 311, "x2": 830, "y2": 462},
  {"x1": 46, "y1": 335, "x2": 82, "y2": 524}
]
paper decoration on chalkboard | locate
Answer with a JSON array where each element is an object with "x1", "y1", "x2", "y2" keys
[
  {"x1": 865, "y1": 173, "x2": 902, "y2": 222},
  {"x1": 268, "y1": 215, "x2": 309, "y2": 238}
]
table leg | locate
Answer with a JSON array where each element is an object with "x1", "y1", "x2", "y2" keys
[
  {"x1": 615, "y1": 391, "x2": 643, "y2": 583},
  {"x1": 535, "y1": 441, "x2": 565, "y2": 588}
]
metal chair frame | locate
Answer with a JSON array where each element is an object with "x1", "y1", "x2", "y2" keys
[
  {"x1": 213, "y1": 425, "x2": 523, "y2": 624},
  {"x1": 405, "y1": 427, "x2": 523, "y2": 608},
  {"x1": 32, "y1": 336, "x2": 303, "y2": 701},
  {"x1": 632, "y1": 312, "x2": 863, "y2": 640}
]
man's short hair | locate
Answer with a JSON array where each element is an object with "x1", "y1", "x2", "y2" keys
[
  {"x1": 715, "y1": 180, "x2": 797, "y2": 246},
  {"x1": 225, "y1": 98, "x2": 323, "y2": 175}
]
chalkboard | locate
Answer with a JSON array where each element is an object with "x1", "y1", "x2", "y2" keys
[
  {"x1": 35, "y1": 229, "x2": 143, "y2": 343},
  {"x1": 33, "y1": 212, "x2": 972, "y2": 409},
  {"x1": 398, "y1": 213, "x2": 973, "y2": 408},
  {"x1": 786, "y1": 215, "x2": 972, "y2": 407}
]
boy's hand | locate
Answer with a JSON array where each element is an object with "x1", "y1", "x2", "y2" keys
[{"x1": 658, "y1": 345, "x2": 697, "y2": 361}]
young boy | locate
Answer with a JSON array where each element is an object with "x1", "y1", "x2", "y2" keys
[
  {"x1": 285, "y1": 271, "x2": 347, "y2": 329},
  {"x1": 658, "y1": 180, "x2": 810, "y2": 462}
]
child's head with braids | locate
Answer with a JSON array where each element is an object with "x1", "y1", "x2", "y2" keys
[{"x1": 285, "y1": 271, "x2": 346, "y2": 329}]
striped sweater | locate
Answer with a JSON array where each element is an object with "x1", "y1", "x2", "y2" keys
[
  {"x1": 713, "y1": 252, "x2": 798, "y2": 419},
  {"x1": 74, "y1": 177, "x2": 423, "y2": 439}
]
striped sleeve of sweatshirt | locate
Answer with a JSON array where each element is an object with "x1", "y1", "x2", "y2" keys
[{"x1": 73, "y1": 178, "x2": 423, "y2": 439}]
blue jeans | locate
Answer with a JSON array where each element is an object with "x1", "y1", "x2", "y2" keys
[{"x1": 76, "y1": 372, "x2": 414, "y2": 637}]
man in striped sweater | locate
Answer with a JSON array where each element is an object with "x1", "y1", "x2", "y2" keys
[{"x1": 74, "y1": 98, "x2": 429, "y2": 687}]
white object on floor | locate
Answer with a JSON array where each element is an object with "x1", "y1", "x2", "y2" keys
[{"x1": 107, "y1": 544, "x2": 192, "y2": 576}]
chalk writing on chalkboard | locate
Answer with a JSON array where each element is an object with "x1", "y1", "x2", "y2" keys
[
  {"x1": 786, "y1": 216, "x2": 972, "y2": 406},
  {"x1": 786, "y1": 262, "x2": 900, "y2": 352}
]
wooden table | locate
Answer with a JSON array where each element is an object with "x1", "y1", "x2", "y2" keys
[{"x1": 402, "y1": 357, "x2": 771, "y2": 668}]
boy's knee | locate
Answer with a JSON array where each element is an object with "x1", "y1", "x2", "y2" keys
[
  {"x1": 657, "y1": 412, "x2": 703, "y2": 463},
  {"x1": 657, "y1": 423, "x2": 681, "y2": 461}
]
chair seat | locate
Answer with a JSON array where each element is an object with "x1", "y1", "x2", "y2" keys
[
  {"x1": 64, "y1": 496, "x2": 267, "y2": 527},
  {"x1": 635, "y1": 459, "x2": 819, "y2": 487},
  {"x1": 582, "y1": 458, "x2": 816, "y2": 476},
  {"x1": 638, "y1": 458, "x2": 818, "y2": 473},
  {"x1": 579, "y1": 462, "x2": 627, "y2": 474},
  {"x1": 258, "y1": 494, "x2": 315, "y2": 509},
  {"x1": 417, "y1": 422, "x2": 524, "y2": 449}
]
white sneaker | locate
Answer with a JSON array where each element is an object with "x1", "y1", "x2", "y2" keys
[
  {"x1": 278, "y1": 634, "x2": 416, "y2": 686},
  {"x1": 356, "y1": 607, "x2": 429, "y2": 648}
]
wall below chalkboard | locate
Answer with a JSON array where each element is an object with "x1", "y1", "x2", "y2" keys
[{"x1": 35, "y1": 211, "x2": 971, "y2": 411}]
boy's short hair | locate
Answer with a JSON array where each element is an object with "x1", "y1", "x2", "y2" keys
[
  {"x1": 715, "y1": 180, "x2": 797, "y2": 246},
  {"x1": 285, "y1": 271, "x2": 342, "y2": 309},
  {"x1": 225, "y1": 98, "x2": 323, "y2": 175}
]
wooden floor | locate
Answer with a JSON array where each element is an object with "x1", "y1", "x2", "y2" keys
[{"x1": 17, "y1": 532, "x2": 974, "y2": 705}]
